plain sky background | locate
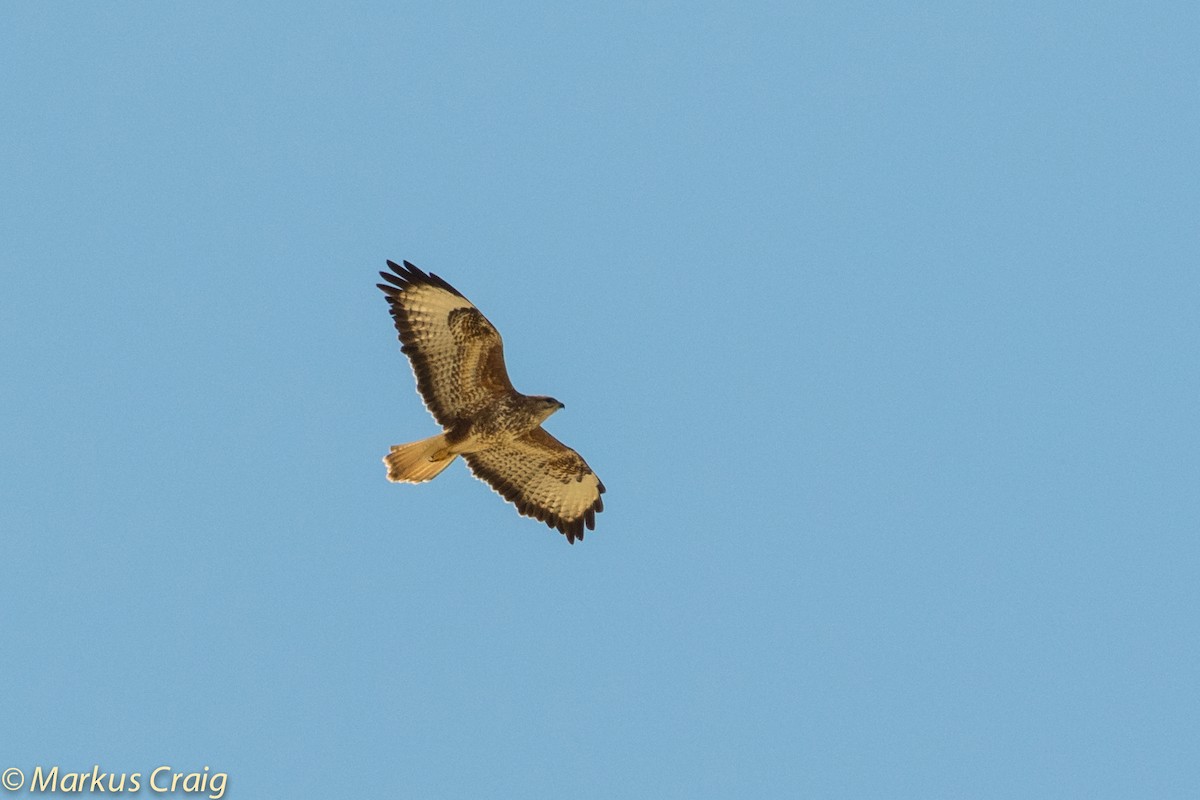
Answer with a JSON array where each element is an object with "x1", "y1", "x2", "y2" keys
[{"x1": 2, "y1": 2, "x2": 1197, "y2": 798}]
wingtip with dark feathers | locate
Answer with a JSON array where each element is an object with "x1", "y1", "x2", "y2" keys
[
  {"x1": 379, "y1": 259, "x2": 466, "y2": 299},
  {"x1": 466, "y1": 460, "x2": 603, "y2": 545}
]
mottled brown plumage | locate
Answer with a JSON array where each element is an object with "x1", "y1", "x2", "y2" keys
[{"x1": 377, "y1": 260, "x2": 605, "y2": 543}]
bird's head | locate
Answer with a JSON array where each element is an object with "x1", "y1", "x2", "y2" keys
[{"x1": 532, "y1": 395, "x2": 565, "y2": 422}]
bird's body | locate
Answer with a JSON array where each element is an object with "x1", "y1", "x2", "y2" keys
[
  {"x1": 377, "y1": 260, "x2": 604, "y2": 543},
  {"x1": 454, "y1": 393, "x2": 563, "y2": 445}
]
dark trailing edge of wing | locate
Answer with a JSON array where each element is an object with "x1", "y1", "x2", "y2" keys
[
  {"x1": 377, "y1": 259, "x2": 467, "y2": 427},
  {"x1": 464, "y1": 457, "x2": 607, "y2": 544}
]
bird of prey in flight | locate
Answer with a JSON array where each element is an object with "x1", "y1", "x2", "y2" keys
[{"x1": 377, "y1": 260, "x2": 605, "y2": 543}]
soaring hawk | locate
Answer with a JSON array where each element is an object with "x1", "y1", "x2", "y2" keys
[{"x1": 377, "y1": 260, "x2": 605, "y2": 543}]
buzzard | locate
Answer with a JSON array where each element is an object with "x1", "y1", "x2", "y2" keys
[{"x1": 377, "y1": 260, "x2": 605, "y2": 543}]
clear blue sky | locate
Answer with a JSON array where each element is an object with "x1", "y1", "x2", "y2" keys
[{"x1": 2, "y1": 2, "x2": 1197, "y2": 798}]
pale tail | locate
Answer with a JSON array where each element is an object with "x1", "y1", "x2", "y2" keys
[{"x1": 383, "y1": 433, "x2": 456, "y2": 483}]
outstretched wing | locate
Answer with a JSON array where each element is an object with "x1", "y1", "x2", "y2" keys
[
  {"x1": 463, "y1": 427, "x2": 605, "y2": 544},
  {"x1": 378, "y1": 260, "x2": 515, "y2": 427}
]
